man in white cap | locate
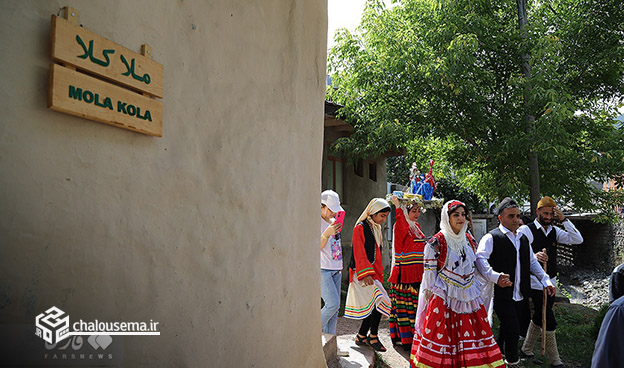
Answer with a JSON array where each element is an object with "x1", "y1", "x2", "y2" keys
[{"x1": 320, "y1": 190, "x2": 347, "y2": 355}]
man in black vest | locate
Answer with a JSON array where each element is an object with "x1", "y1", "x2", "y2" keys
[
  {"x1": 476, "y1": 197, "x2": 555, "y2": 367},
  {"x1": 519, "y1": 196, "x2": 583, "y2": 368}
]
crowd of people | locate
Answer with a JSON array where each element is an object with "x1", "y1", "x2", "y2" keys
[{"x1": 317, "y1": 188, "x2": 624, "y2": 368}]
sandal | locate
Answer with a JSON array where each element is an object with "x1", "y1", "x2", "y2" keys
[
  {"x1": 355, "y1": 334, "x2": 368, "y2": 346},
  {"x1": 367, "y1": 336, "x2": 387, "y2": 352}
]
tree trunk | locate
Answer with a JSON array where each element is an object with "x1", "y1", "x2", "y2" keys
[{"x1": 517, "y1": 0, "x2": 540, "y2": 216}]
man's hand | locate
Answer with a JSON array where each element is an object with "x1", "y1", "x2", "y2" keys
[
  {"x1": 536, "y1": 251, "x2": 549, "y2": 264},
  {"x1": 554, "y1": 206, "x2": 565, "y2": 222},
  {"x1": 546, "y1": 285, "x2": 556, "y2": 297},
  {"x1": 361, "y1": 276, "x2": 374, "y2": 286},
  {"x1": 497, "y1": 273, "x2": 513, "y2": 288}
]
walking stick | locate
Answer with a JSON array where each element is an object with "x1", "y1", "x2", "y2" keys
[{"x1": 541, "y1": 248, "x2": 548, "y2": 357}]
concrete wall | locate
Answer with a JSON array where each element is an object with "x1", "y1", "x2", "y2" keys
[{"x1": 0, "y1": 1, "x2": 327, "y2": 367}]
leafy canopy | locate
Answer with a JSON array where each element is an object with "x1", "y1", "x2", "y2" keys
[{"x1": 327, "y1": 0, "x2": 624, "y2": 219}]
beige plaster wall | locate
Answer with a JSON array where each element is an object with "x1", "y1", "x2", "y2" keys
[{"x1": 0, "y1": 1, "x2": 327, "y2": 366}]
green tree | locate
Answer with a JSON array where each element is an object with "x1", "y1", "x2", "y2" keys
[{"x1": 328, "y1": 0, "x2": 624, "y2": 220}]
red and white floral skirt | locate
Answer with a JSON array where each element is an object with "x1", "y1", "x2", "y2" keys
[{"x1": 410, "y1": 295, "x2": 504, "y2": 368}]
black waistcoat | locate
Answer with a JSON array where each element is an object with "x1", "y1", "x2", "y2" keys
[
  {"x1": 488, "y1": 228, "x2": 531, "y2": 302},
  {"x1": 527, "y1": 222, "x2": 557, "y2": 278},
  {"x1": 349, "y1": 220, "x2": 378, "y2": 270}
]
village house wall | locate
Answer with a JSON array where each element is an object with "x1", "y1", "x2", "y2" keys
[{"x1": 0, "y1": 1, "x2": 328, "y2": 367}]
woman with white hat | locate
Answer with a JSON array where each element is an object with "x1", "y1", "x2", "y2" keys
[{"x1": 320, "y1": 190, "x2": 344, "y2": 335}]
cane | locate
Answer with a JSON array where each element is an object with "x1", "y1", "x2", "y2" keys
[{"x1": 541, "y1": 248, "x2": 548, "y2": 357}]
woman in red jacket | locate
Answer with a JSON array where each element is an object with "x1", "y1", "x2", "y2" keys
[
  {"x1": 388, "y1": 195, "x2": 426, "y2": 351},
  {"x1": 345, "y1": 198, "x2": 392, "y2": 352}
]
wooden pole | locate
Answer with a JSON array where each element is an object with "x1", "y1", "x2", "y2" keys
[{"x1": 541, "y1": 248, "x2": 548, "y2": 356}]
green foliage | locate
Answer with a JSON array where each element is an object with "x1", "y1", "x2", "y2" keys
[
  {"x1": 387, "y1": 155, "x2": 410, "y2": 185},
  {"x1": 328, "y1": 0, "x2": 624, "y2": 219},
  {"x1": 436, "y1": 177, "x2": 487, "y2": 213}
]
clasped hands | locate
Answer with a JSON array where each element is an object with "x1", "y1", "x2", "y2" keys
[{"x1": 497, "y1": 273, "x2": 556, "y2": 296}]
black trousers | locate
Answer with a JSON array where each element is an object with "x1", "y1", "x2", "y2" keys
[
  {"x1": 494, "y1": 298, "x2": 530, "y2": 363},
  {"x1": 358, "y1": 309, "x2": 382, "y2": 336},
  {"x1": 529, "y1": 288, "x2": 557, "y2": 331}
]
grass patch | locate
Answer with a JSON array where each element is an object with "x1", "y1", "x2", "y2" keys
[{"x1": 492, "y1": 303, "x2": 598, "y2": 368}]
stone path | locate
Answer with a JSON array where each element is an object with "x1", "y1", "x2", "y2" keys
[{"x1": 334, "y1": 316, "x2": 411, "y2": 368}]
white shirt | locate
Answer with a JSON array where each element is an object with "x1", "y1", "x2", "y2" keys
[
  {"x1": 476, "y1": 224, "x2": 553, "y2": 301},
  {"x1": 518, "y1": 219, "x2": 583, "y2": 289},
  {"x1": 320, "y1": 218, "x2": 343, "y2": 270}
]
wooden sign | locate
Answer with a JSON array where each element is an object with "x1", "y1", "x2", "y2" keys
[
  {"x1": 49, "y1": 63, "x2": 163, "y2": 137},
  {"x1": 50, "y1": 14, "x2": 163, "y2": 98}
]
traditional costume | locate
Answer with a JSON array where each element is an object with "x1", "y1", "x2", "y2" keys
[
  {"x1": 345, "y1": 198, "x2": 392, "y2": 320},
  {"x1": 345, "y1": 198, "x2": 392, "y2": 351},
  {"x1": 388, "y1": 198, "x2": 426, "y2": 349},
  {"x1": 411, "y1": 200, "x2": 504, "y2": 368},
  {"x1": 518, "y1": 196, "x2": 583, "y2": 368},
  {"x1": 476, "y1": 197, "x2": 553, "y2": 367}
]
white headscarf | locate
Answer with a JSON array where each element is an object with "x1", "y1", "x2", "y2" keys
[
  {"x1": 440, "y1": 200, "x2": 469, "y2": 256},
  {"x1": 400, "y1": 204, "x2": 424, "y2": 239},
  {"x1": 355, "y1": 198, "x2": 391, "y2": 246}
]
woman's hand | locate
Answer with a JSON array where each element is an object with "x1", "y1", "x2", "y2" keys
[
  {"x1": 390, "y1": 195, "x2": 400, "y2": 207},
  {"x1": 361, "y1": 276, "x2": 374, "y2": 286},
  {"x1": 322, "y1": 222, "x2": 342, "y2": 238},
  {"x1": 497, "y1": 273, "x2": 512, "y2": 288}
]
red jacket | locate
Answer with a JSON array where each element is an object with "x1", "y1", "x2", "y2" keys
[
  {"x1": 349, "y1": 222, "x2": 384, "y2": 283},
  {"x1": 388, "y1": 208, "x2": 426, "y2": 284}
]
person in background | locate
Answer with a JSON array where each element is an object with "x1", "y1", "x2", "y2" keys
[
  {"x1": 388, "y1": 195, "x2": 426, "y2": 351},
  {"x1": 609, "y1": 263, "x2": 624, "y2": 303},
  {"x1": 591, "y1": 264, "x2": 624, "y2": 367},
  {"x1": 591, "y1": 294, "x2": 624, "y2": 368},
  {"x1": 344, "y1": 198, "x2": 392, "y2": 352},
  {"x1": 320, "y1": 190, "x2": 344, "y2": 336},
  {"x1": 476, "y1": 197, "x2": 555, "y2": 368},
  {"x1": 410, "y1": 200, "x2": 504, "y2": 368},
  {"x1": 519, "y1": 196, "x2": 583, "y2": 368}
]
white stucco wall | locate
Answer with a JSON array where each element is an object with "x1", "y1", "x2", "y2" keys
[{"x1": 0, "y1": 1, "x2": 327, "y2": 367}]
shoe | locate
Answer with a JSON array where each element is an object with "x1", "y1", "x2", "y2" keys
[
  {"x1": 367, "y1": 336, "x2": 387, "y2": 352},
  {"x1": 355, "y1": 334, "x2": 368, "y2": 346},
  {"x1": 505, "y1": 359, "x2": 520, "y2": 368},
  {"x1": 520, "y1": 351, "x2": 543, "y2": 365},
  {"x1": 337, "y1": 349, "x2": 350, "y2": 357},
  {"x1": 401, "y1": 343, "x2": 412, "y2": 352}
]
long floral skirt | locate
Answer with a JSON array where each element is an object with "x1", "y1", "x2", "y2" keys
[
  {"x1": 410, "y1": 295, "x2": 504, "y2": 368},
  {"x1": 389, "y1": 283, "x2": 419, "y2": 346}
]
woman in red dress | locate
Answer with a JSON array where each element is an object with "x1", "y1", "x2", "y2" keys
[
  {"x1": 410, "y1": 200, "x2": 504, "y2": 368},
  {"x1": 388, "y1": 195, "x2": 426, "y2": 351},
  {"x1": 345, "y1": 198, "x2": 392, "y2": 352}
]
